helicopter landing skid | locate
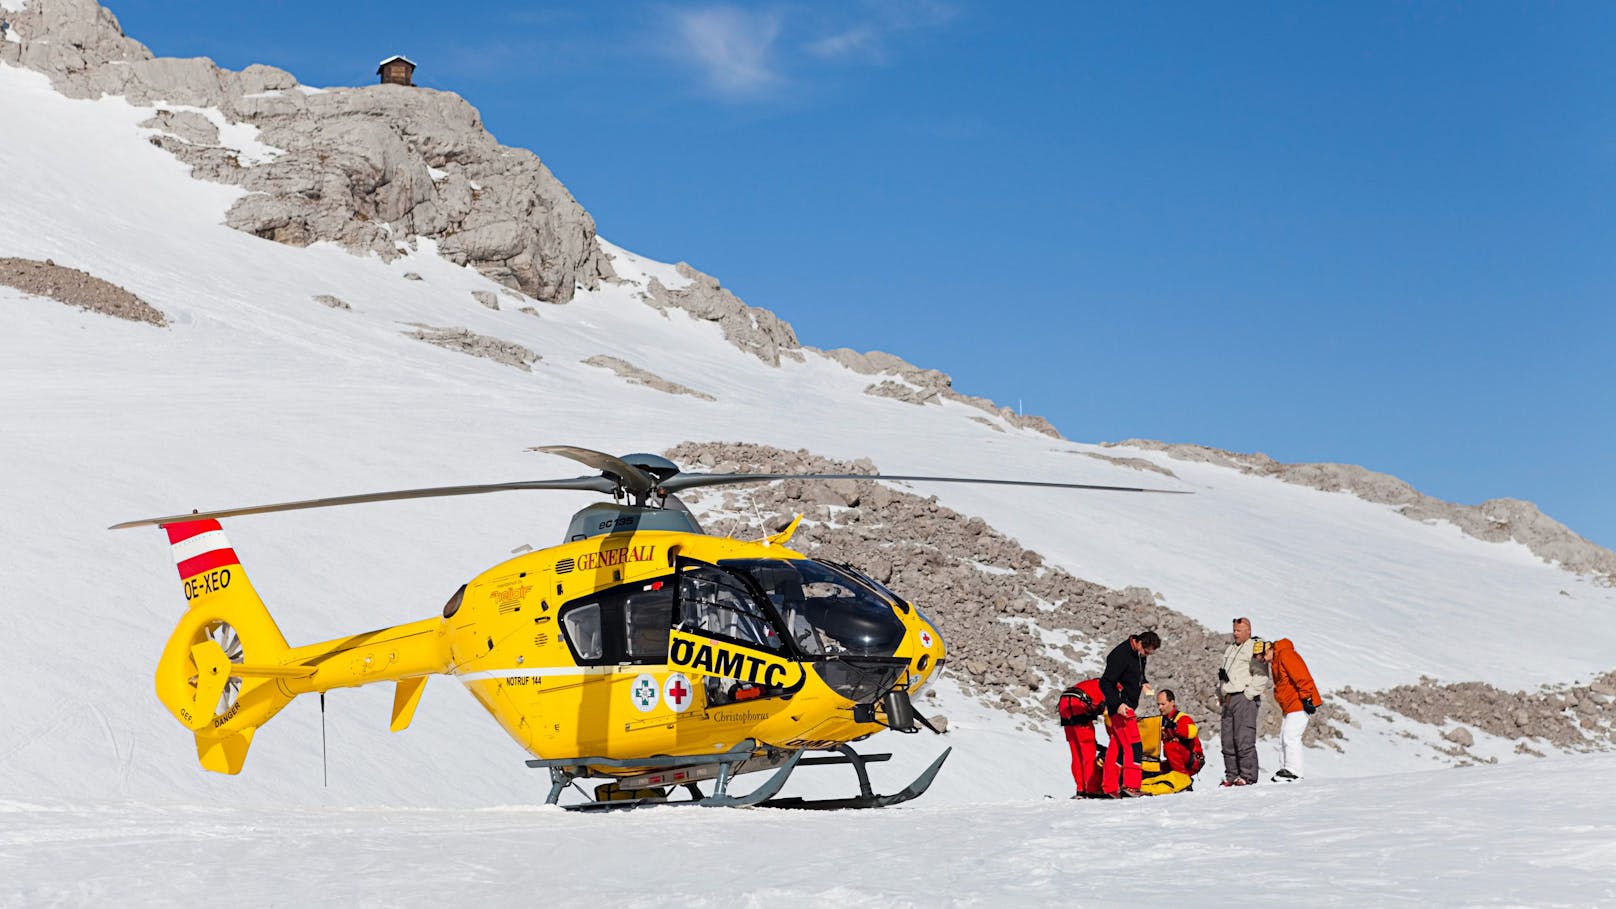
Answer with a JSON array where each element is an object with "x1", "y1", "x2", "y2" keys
[
  {"x1": 528, "y1": 741, "x2": 951, "y2": 811},
  {"x1": 528, "y1": 741, "x2": 803, "y2": 811},
  {"x1": 760, "y1": 744, "x2": 953, "y2": 810}
]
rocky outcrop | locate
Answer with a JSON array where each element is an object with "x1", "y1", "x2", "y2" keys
[
  {"x1": 1109, "y1": 440, "x2": 1616, "y2": 582},
  {"x1": 818, "y1": 347, "x2": 1060, "y2": 437},
  {"x1": 1338, "y1": 672, "x2": 1616, "y2": 756},
  {"x1": 2, "y1": 0, "x2": 614, "y2": 303},
  {"x1": 406, "y1": 325, "x2": 538, "y2": 371},
  {"x1": 643, "y1": 264, "x2": 799, "y2": 366},
  {"x1": 582, "y1": 355, "x2": 716, "y2": 401},
  {"x1": 0, "y1": 257, "x2": 165, "y2": 325},
  {"x1": 1073, "y1": 451, "x2": 1178, "y2": 478},
  {"x1": 5, "y1": 0, "x2": 1061, "y2": 427}
]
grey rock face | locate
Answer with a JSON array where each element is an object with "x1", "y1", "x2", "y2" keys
[
  {"x1": 12, "y1": 1, "x2": 1052, "y2": 427},
  {"x1": 581, "y1": 355, "x2": 716, "y2": 401},
  {"x1": 7, "y1": 0, "x2": 613, "y2": 304},
  {"x1": 818, "y1": 346, "x2": 1060, "y2": 436},
  {"x1": 864, "y1": 379, "x2": 939, "y2": 405},
  {"x1": 1109, "y1": 440, "x2": 1616, "y2": 582},
  {"x1": 1073, "y1": 451, "x2": 1179, "y2": 478},
  {"x1": 643, "y1": 263, "x2": 798, "y2": 366},
  {"x1": 406, "y1": 325, "x2": 539, "y2": 372}
]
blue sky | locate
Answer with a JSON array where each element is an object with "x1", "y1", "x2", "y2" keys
[{"x1": 101, "y1": 1, "x2": 1614, "y2": 549}]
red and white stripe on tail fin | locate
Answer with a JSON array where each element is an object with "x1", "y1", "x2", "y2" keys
[{"x1": 165, "y1": 519, "x2": 239, "y2": 582}]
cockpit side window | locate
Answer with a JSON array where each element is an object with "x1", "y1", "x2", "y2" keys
[
  {"x1": 559, "y1": 576, "x2": 676, "y2": 665},
  {"x1": 720, "y1": 558, "x2": 906, "y2": 658},
  {"x1": 676, "y1": 564, "x2": 782, "y2": 650},
  {"x1": 622, "y1": 581, "x2": 674, "y2": 659},
  {"x1": 561, "y1": 602, "x2": 603, "y2": 662}
]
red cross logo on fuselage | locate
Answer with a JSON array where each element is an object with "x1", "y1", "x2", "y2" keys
[{"x1": 663, "y1": 672, "x2": 694, "y2": 713}]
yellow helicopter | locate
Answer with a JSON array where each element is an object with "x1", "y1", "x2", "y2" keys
[{"x1": 113, "y1": 445, "x2": 1178, "y2": 809}]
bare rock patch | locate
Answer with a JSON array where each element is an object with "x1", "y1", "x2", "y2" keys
[
  {"x1": 0, "y1": 257, "x2": 165, "y2": 325},
  {"x1": 1073, "y1": 450, "x2": 1179, "y2": 478},
  {"x1": 405, "y1": 324, "x2": 538, "y2": 372},
  {"x1": 821, "y1": 347, "x2": 1059, "y2": 437},
  {"x1": 582, "y1": 356, "x2": 715, "y2": 401},
  {"x1": 643, "y1": 264, "x2": 798, "y2": 366}
]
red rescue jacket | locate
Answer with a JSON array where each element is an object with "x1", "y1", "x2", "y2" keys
[
  {"x1": 1058, "y1": 679, "x2": 1105, "y2": 726},
  {"x1": 1159, "y1": 709, "x2": 1206, "y2": 776}
]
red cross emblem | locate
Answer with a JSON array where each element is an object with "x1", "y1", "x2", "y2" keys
[
  {"x1": 663, "y1": 673, "x2": 694, "y2": 713},
  {"x1": 919, "y1": 630, "x2": 933, "y2": 649}
]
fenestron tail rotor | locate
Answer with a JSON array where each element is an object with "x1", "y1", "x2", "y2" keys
[
  {"x1": 111, "y1": 444, "x2": 1188, "y2": 530},
  {"x1": 195, "y1": 620, "x2": 245, "y2": 716}
]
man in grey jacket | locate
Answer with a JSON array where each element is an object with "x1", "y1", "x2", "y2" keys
[{"x1": 1218, "y1": 616, "x2": 1268, "y2": 786}]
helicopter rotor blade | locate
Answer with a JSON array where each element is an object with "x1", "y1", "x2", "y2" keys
[
  {"x1": 109, "y1": 476, "x2": 618, "y2": 530},
  {"x1": 660, "y1": 472, "x2": 1189, "y2": 496},
  {"x1": 527, "y1": 445, "x2": 658, "y2": 497}
]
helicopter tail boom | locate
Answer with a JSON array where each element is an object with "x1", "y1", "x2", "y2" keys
[{"x1": 153, "y1": 520, "x2": 450, "y2": 774}]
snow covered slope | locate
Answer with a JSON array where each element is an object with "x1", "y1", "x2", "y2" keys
[{"x1": 3, "y1": 37, "x2": 1616, "y2": 901}]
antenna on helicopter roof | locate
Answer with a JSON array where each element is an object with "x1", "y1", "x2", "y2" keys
[{"x1": 749, "y1": 498, "x2": 770, "y2": 545}]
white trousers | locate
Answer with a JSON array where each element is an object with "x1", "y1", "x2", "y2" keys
[{"x1": 1278, "y1": 710, "x2": 1309, "y2": 777}]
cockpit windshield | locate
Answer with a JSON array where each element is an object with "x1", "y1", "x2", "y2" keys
[{"x1": 720, "y1": 559, "x2": 906, "y2": 658}]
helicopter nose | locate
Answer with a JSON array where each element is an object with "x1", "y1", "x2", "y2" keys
[{"x1": 908, "y1": 616, "x2": 945, "y2": 695}]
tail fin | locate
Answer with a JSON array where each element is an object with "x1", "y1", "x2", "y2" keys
[
  {"x1": 151, "y1": 519, "x2": 452, "y2": 774},
  {"x1": 154, "y1": 519, "x2": 299, "y2": 773}
]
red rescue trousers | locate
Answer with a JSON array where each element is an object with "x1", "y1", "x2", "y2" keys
[
  {"x1": 1102, "y1": 712, "x2": 1143, "y2": 795},
  {"x1": 1064, "y1": 719, "x2": 1101, "y2": 794}
]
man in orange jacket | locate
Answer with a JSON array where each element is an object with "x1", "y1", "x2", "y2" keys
[{"x1": 1262, "y1": 638, "x2": 1321, "y2": 781}]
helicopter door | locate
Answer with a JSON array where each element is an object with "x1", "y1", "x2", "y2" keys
[{"x1": 669, "y1": 559, "x2": 798, "y2": 705}]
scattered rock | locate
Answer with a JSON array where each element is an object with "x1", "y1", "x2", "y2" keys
[
  {"x1": 1336, "y1": 676, "x2": 1616, "y2": 752},
  {"x1": 581, "y1": 355, "x2": 716, "y2": 401},
  {"x1": 406, "y1": 324, "x2": 538, "y2": 371},
  {"x1": 403, "y1": 272, "x2": 423, "y2": 281},
  {"x1": 472, "y1": 290, "x2": 499, "y2": 310},
  {"x1": 865, "y1": 380, "x2": 938, "y2": 405},
  {"x1": 312, "y1": 294, "x2": 350, "y2": 310},
  {"x1": 819, "y1": 347, "x2": 1060, "y2": 437},
  {"x1": 1073, "y1": 451, "x2": 1178, "y2": 478},
  {"x1": 0, "y1": 257, "x2": 166, "y2": 325}
]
